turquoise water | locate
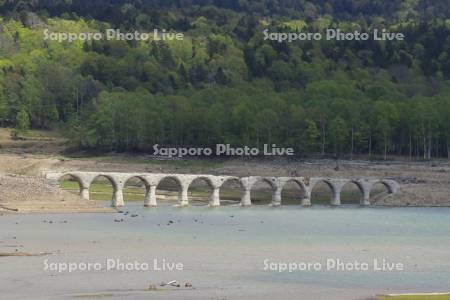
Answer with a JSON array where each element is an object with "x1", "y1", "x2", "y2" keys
[{"x1": 1, "y1": 204, "x2": 449, "y2": 299}]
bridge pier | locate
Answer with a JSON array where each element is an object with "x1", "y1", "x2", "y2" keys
[
  {"x1": 112, "y1": 188, "x2": 124, "y2": 207},
  {"x1": 271, "y1": 187, "x2": 282, "y2": 206},
  {"x1": 301, "y1": 197, "x2": 311, "y2": 207},
  {"x1": 361, "y1": 186, "x2": 371, "y2": 206},
  {"x1": 302, "y1": 184, "x2": 313, "y2": 207},
  {"x1": 80, "y1": 187, "x2": 90, "y2": 201},
  {"x1": 331, "y1": 191, "x2": 341, "y2": 206},
  {"x1": 210, "y1": 187, "x2": 221, "y2": 207},
  {"x1": 179, "y1": 184, "x2": 189, "y2": 207},
  {"x1": 330, "y1": 181, "x2": 346, "y2": 206},
  {"x1": 241, "y1": 189, "x2": 252, "y2": 206},
  {"x1": 361, "y1": 194, "x2": 370, "y2": 205},
  {"x1": 144, "y1": 185, "x2": 157, "y2": 207},
  {"x1": 356, "y1": 180, "x2": 377, "y2": 206}
]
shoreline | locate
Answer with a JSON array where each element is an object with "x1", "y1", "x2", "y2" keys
[
  {"x1": 0, "y1": 152, "x2": 449, "y2": 211},
  {"x1": 2, "y1": 203, "x2": 450, "y2": 216}
]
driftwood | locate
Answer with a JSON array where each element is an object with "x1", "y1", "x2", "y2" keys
[{"x1": 0, "y1": 205, "x2": 19, "y2": 212}]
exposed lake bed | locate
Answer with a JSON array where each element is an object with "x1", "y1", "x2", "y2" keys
[
  {"x1": 1, "y1": 143, "x2": 450, "y2": 299},
  {"x1": 1, "y1": 204, "x2": 449, "y2": 300}
]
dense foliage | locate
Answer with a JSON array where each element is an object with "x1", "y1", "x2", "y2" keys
[{"x1": 0, "y1": 0, "x2": 449, "y2": 159}]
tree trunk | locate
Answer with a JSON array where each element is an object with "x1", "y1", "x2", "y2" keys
[
  {"x1": 447, "y1": 136, "x2": 450, "y2": 159},
  {"x1": 417, "y1": 136, "x2": 420, "y2": 159},
  {"x1": 75, "y1": 88, "x2": 79, "y2": 115},
  {"x1": 435, "y1": 136, "x2": 439, "y2": 158},
  {"x1": 409, "y1": 132, "x2": 412, "y2": 161},
  {"x1": 256, "y1": 128, "x2": 260, "y2": 149},
  {"x1": 321, "y1": 124, "x2": 326, "y2": 156},
  {"x1": 427, "y1": 130, "x2": 432, "y2": 160},
  {"x1": 350, "y1": 127, "x2": 354, "y2": 160},
  {"x1": 423, "y1": 133, "x2": 426, "y2": 160}
]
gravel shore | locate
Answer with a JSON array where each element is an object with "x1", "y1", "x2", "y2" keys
[{"x1": 0, "y1": 173, "x2": 114, "y2": 214}]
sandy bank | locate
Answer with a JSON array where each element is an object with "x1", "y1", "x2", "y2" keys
[{"x1": 0, "y1": 173, "x2": 114, "y2": 214}]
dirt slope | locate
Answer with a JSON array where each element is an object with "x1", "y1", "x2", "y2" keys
[{"x1": 0, "y1": 173, "x2": 114, "y2": 214}]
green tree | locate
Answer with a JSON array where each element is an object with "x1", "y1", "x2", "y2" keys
[
  {"x1": 12, "y1": 109, "x2": 30, "y2": 138},
  {"x1": 328, "y1": 117, "x2": 349, "y2": 156},
  {"x1": 304, "y1": 118, "x2": 320, "y2": 153},
  {"x1": 374, "y1": 102, "x2": 399, "y2": 160}
]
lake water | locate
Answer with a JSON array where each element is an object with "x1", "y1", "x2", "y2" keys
[{"x1": 1, "y1": 204, "x2": 449, "y2": 299}]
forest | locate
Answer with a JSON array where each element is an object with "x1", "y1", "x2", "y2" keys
[{"x1": 0, "y1": 0, "x2": 449, "y2": 159}]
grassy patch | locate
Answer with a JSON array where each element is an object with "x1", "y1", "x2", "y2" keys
[
  {"x1": 0, "y1": 127, "x2": 61, "y2": 141},
  {"x1": 60, "y1": 181, "x2": 146, "y2": 201},
  {"x1": 59, "y1": 180, "x2": 362, "y2": 205}
]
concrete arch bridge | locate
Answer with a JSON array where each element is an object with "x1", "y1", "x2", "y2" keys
[{"x1": 44, "y1": 172, "x2": 399, "y2": 208}]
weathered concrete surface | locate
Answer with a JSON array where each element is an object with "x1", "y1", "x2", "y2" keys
[{"x1": 44, "y1": 171, "x2": 399, "y2": 208}]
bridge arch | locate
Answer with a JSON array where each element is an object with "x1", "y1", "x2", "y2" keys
[
  {"x1": 372, "y1": 180, "x2": 396, "y2": 194},
  {"x1": 279, "y1": 178, "x2": 307, "y2": 205},
  {"x1": 123, "y1": 175, "x2": 150, "y2": 188},
  {"x1": 248, "y1": 177, "x2": 277, "y2": 191},
  {"x1": 220, "y1": 177, "x2": 245, "y2": 189},
  {"x1": 188, "y1": 176, "x2": 215, "y2": 189},
  {"x1": 339, "y1": 180, "x2": 365, "y2": 204},
  {"x1": 123, "y1": 175, "x2": 150, "y2": 204},
  {"x1": 88, "y1": 174, "x2": 118, "y2": 190},
  {"x1": 155, "y1": 175, "x2": 183, "y2": 190},
  {"x1": 310, "y1": 179, "x2": 335, "y2": 205},
  {"x1": 155, "y1": 175, "x2": 184, "y2": 206},
  {"x1": 88, "y1": 174, "x2": 119, "y2": 206},
  {"x1": 369, "y1": 180, "x2": 397, "y2": 204},
  {"x1": 187, "y1": 176, "x2": 215, "y2": 206},
  {"x1": 219, "y1": 177, "x2": 245, "y2": 206},
  {"x1": 249, "y1": 177, "x2": 276, "y2": 205},
  {"x1": 57, "y1": 173, "x2": 85, "y2": 199},
  {"x1": 58, "y1": 173, "x2": 84, "y2": 186}
]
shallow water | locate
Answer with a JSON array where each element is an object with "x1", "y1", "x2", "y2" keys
[{"x1": 1, "y1": 204, "x2": 449, "y2": 300}]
